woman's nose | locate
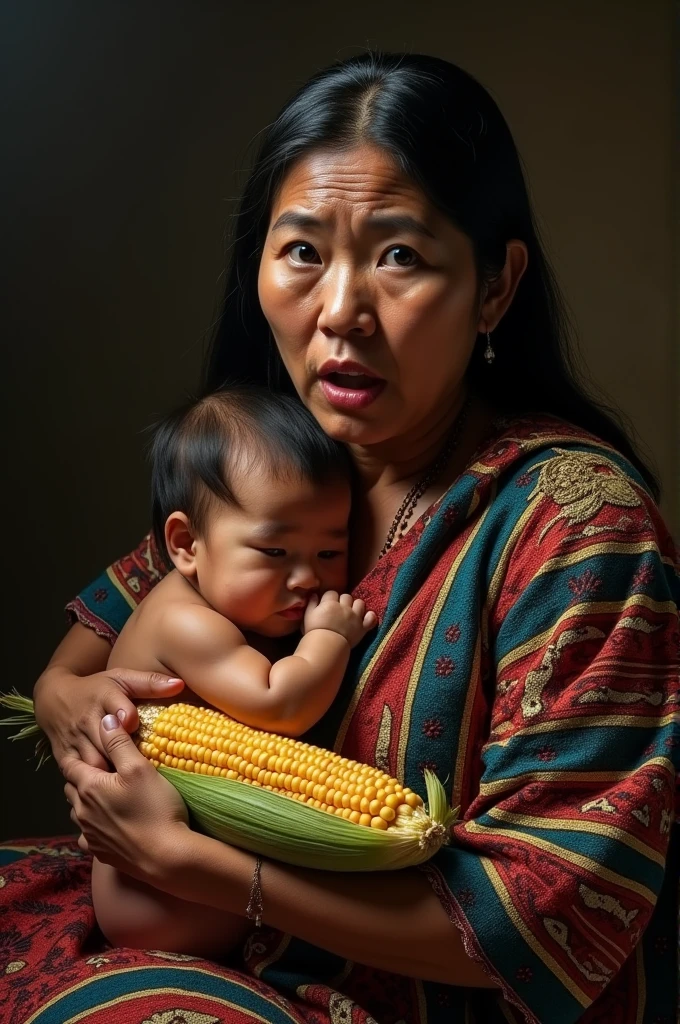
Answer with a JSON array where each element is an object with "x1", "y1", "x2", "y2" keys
[{"x1": 317, "y1": 265, "x2": 376, "y2": 338}]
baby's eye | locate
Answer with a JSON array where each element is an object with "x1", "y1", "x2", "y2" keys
[
  {"x1": 381, "y1": 246, "x2": 420, "y2": 268},
  {"x1": 287, "y1": 243, "x2": 321, "y2": 265},
  {"x1": 260, "y1": 548, "x2": 286, "y2": 558},
  {"x1": 318, "y1": 550, "x2": 343, "y2": 560}
]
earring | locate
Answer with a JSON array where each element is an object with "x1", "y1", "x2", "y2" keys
[{"x1": 483, "y1": 331, "x2": 495, "y2": 365}]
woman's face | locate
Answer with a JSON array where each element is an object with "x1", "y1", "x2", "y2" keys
[{"x1": 258, "y1": 144, "x2": 483, "y2": 448}]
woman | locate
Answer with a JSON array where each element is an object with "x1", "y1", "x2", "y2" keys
[{"x1": 7, "y1": 53, "x2": 677, "y2": 1024}]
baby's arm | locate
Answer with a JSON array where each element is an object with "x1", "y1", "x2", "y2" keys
[{"x1": 159, "y1": 594, "x2": 376, "y2": 736}]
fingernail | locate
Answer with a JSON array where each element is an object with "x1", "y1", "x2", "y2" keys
[
  {"x1": 167, "y1": 678, "x2": 183, "y2": 685},
  {"x1": 116, "y1": 709, "x2": 126, "y2": 723},
  {"x1": 102, "y1": 714, "x2": 119, "y2": 731}
]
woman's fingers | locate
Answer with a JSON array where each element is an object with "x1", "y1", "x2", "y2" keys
[
  {"x1": 77, "y1": 833, "x2": 89, "y2": 853},
  {"x1": 363, "y1": 611, "x2": 378, "y2": 629},
  {"x1": 104, "y1": 670, "x2": 185, "y2": 731},
  {"x1": 98, "y1": 714, "x2": 151, "y2": 778},
  {"x1": 339, "y1": 593, "x2": 353, "y2": 608},
  {"x1": 74, "y1": 736, "x2": 110, "y2": 771}
]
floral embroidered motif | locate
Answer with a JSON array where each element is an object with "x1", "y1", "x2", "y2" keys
[
  {"x1": 516, "y1": 966, "x2": 533, "y2": 982},
  {"x1": 568, "y1": 569, "x2": 603, "y2": 599},
  {"x1": 527, "y1": 448, "x2": 642, "y2": 542},
  {"x1": 93, "y1": 588, "x2": 108, "y2": 603},
  {"x1": 422, "y1": 718, "x2": 444, "y2": 739},
  {"x1": 418, "y1": 760, "x2": 438, "y2": 775},
  {"x1": 456, "y1": 889, "x2": 475, "y2": 908},
  {"x1": 537, "y1": 746, "x2": 557, "y2": 762},
  {"x1": 434, "y1": 656, "x2": 455, "y2": 677},
  {"x1": 515, "y1": 472, "x2": 533, "y2": 487},
  {"x1": 632, "y1": 564, "x2": 655, "y2": 589},
  {"x1": 443, "y1": 505, "x2": 459, "y2": 525},
  {"x1": 445, "y1": 623, "x2": 461, "y2": 643}
]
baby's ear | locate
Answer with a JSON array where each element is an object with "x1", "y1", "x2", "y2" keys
[{"x1": 165, "y1": 512, "x2": 198, "y2": 576}]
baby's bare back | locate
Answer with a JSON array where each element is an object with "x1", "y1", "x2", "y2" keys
[{"x1": 107, "y1": 572, "x2": 208, "y2": 702}]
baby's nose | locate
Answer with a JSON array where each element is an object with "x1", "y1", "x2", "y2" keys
[{"x1": 288, "y1": 564, "x2": 320, "y2": 591}]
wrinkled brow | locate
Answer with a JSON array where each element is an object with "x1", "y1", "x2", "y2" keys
[{"x1": 270, "y1": 211, "x2": 435, "y2": 239}]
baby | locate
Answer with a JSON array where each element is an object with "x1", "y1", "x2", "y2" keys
[{"x1": 93, "y1": 386, "x2": 376, "y2": 956}]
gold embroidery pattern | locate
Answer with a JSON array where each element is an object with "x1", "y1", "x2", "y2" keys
[
  {"x1": 543, "y1": 918, "x2": 613, "y2": 985},
  {"x1": 374, "y1": 704, "x2": 392, "y2": 773},
  {"x1": 527, "y1": 449, "x2": 642, "y2": 542},
  {"x1": 521, "y1": 626, "x2": 605, "y2": 719},
  {"x1": 578, "y1": 884, "x2": 639, "y2": 929},
  {"x1": 141, "y1": 1012, "x2": 220, "y2": 1024}
]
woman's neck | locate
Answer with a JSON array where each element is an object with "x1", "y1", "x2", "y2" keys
[
  {"x1": 349, "y1": 389, "x2": 471, "y2": 491},
  {"x1": 347, "y1": 392, "x2": 496, "y2": 585}
]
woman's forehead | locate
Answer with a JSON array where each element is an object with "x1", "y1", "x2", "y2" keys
[{"x1": 270, "y1": 144, "x2": 432, "y2": 221}]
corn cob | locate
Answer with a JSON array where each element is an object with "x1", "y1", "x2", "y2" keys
[
  {"x1": 1, "y1": 693, "x2": 458, "y2": 871},
  {"x1": 138, "y1": 702, "x2": 423, "y2": 829}
]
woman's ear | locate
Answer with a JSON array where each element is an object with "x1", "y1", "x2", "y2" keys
[
  {"x1": 165, "y1": 512, "x2": 198, "y2": 577},
  {"x1": 477, "y1": 239, "x2": 528, "y2": 333}
]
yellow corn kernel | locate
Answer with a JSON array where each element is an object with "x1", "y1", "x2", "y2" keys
[{"x1": 136, "y1": 702, "x2": 425, "y2": 831}]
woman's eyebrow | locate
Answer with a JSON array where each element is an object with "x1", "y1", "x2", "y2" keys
[
  {"x1": 271, "y1": 212, "x2": 322, "y2": 232},
  {"x1": 270, "y1": 211, "x2": 435, "y2": 239},
  {"x1": 365, "y1": 214, "x2": 436, "y2": 239}
]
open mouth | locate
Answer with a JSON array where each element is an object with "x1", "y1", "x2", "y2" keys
[{"x1": 318, "y1": 363, "x2": 386, "y2": 410}]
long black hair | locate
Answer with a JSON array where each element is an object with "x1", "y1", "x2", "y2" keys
[{"x1": 204, "y1": 52, "x2": 659, "y2": 496}]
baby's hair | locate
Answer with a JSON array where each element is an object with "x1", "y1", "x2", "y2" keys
[{"x1": 150, "y1": 385, "x2": 351, "y2": 563}]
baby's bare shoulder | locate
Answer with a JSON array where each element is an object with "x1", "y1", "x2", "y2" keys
[{"x1": 157, "y1": 594, "x2": 244, "y2": 656}]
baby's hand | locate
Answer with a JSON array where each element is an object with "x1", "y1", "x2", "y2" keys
[{"x1": 303, "y1": 592, "x2": 377, "y2": 648}]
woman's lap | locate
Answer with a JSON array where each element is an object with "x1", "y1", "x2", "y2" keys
[{"x1": 0, "y1": 837, "x2": 311, "y2": 1024}]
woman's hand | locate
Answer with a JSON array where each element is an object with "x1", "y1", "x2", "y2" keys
[
  {"x1": 35, "y1": 666, "x2": 185, "y2": 776},
  {"x1": 64, "y1": 714, "x2": 190, "y2": 884},
  {"x1": 34, "y1": 624, "x2": 184, "y2": 775}
]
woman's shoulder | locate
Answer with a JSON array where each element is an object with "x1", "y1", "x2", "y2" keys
[
  {"x1": 464, "y1": 412, "x2": 677, "y2": 569},
  {"x1": 471, "y1": 412, "x2": 653, "y2": 502}
]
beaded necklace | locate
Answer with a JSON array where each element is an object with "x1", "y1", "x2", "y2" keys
[{"x1": 379, "y1": 397, "x2": 470, "y2": 558}]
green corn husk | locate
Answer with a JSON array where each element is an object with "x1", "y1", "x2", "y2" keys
[
  {"x1": 0, "y1": 689, "x2": 51, "y2": 767},
  {"x1": 0, "y1": 692, "x2": 458, "y2": 870},
  {"x1": 162, "y1": 763, "x2": 456, "y2": 871}
]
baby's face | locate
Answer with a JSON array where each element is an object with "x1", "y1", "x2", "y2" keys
[{"x1": 193, "y1": 465, "x2": 351, "y2": 636}]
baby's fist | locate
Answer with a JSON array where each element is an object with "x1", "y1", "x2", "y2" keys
[{"x1": 304, "y1": 592, "x2": 377, "y2": 647}]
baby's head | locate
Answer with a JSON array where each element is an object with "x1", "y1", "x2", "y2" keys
[{"x1": 150, "y1": 386, "x2": 352, "y2": 636}]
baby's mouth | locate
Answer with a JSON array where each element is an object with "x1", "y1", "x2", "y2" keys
[{"x1": 278, "y1": 604, "x2": 306, "y2": 620}]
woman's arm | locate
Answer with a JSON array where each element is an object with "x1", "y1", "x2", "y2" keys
[
  {"x1": 171, "y1": 827, "x2": 493, "y2": 986},
  {"x1": 65, "y1": 716, "x2": 495, "y2": 987}
]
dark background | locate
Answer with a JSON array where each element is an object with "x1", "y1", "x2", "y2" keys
[{"x1": 2, "y1": 0, "x2": 678, "y2": 838}]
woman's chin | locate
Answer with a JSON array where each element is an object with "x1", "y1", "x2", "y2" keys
[{"x1": 309, "y1": 400, "x2": 397, "y2": 447}]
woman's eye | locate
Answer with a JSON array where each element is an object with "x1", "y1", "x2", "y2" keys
[
  {"x1": 260, "y1": 548, "x2": 286, "y2": 558},
  {"x1": 382, "y1": 246, "x2": 419, "y2": 268},
  {"x1": 287, "y1": 243, "x2": 321, "y2": 265},
  {"x1": 318, "y1": 550, "x2": 342, "y2": 560}
]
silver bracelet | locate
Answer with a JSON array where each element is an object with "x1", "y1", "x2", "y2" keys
[{"x1": 245, "y1": 855, "x2": 263, "y2": 928}]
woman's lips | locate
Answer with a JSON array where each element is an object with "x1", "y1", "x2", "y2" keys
[{"x1": 319, "y1": 372, "x2": 386, "y2": 410}]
